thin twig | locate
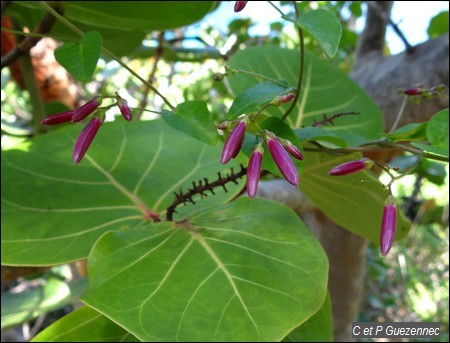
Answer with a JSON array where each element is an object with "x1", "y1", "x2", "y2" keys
[
  {"x1": 137, "y1": 31, "x2": 165, "y2": 119},
  {"x1": 304, "y1": 140, "x2": 448, "y2": 163},
  {"x1": 38, "y1": 1, "x2": 175, "y2": 110},
  {"x1": 1, "y1": 2, "x2": 60, "y2": 69},
  {"x1": 388, "y1": 96, "x2": 408, "y2": 133},
  {"x1": 366, "y1": 1, "x2": 414, "y2": 54},
  {"x1": 282, "y1": 2, "x2": 304, "y2": 121}
]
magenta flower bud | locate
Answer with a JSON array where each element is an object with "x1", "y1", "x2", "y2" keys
[
  {"x1": 281, "y1": 139, "x2": 303, "y2": 161},
  {"x1": 72, "y1": 117, "x2": 102, "y2": 164},
  {"x1": 380, "y1": 196, "x2": 397, "y2": 256},
  {"x1": 71, "y1": 98, "x2": 102, "y2": 123},
  {"x1": 247, "y1": 145, "x2": 263, "y2": 199},
  {"x1": 403, "y1": 88, "x2": 422, "y2": 96},
  {"x1": 221, "y1": 119, "x2": 247, "y2": 164},
  {"x1": 328, "y1": 158, "x2": 373, "y2": 176},
  {"x1": 232, "y1": 134, "x2": 245, "y2": 159},
  {"x1": 270, "y1": 94, "x2": 295, "y2": 106},
  {"x1": 118, "y1": 98, "x2": 132, "y2": 121},
  {"x1": 234, "y1": 1, "x2": 248, "y2": 12},
  {"x1": 41, "y1": 110, "x2": 77, "y2": 125},
  {"x1": 266, "y1": 134, "x2": 299, "y2": 186}
]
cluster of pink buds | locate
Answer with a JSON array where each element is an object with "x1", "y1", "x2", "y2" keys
[
  {"x1": 220, "y1": 118, "x2": 303, "y2": 198},
  {"x1": 41, "y1": 93, "x2": 132, "y2": 164},
  {"x1": 400, "y1": 84, "x2": 446, "y2": 101}
]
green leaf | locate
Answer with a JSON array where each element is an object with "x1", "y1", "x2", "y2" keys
[
  {"x1": 411, "y1": 142, "x2": 449, "y2": 159},
  {"x1": 427, "y1": 109, "x2": 448, "y2": 149},
  {"x1": 296, "y1": 127, "x2": 347, "y2": 147},
  {"x1": 161, "y1": 101, "x2": 218, "y2": 145},
  {"x1": 383, "y1": 122, "x2": 428, "y2": 142},
  {"x1": 1, "y1": 120, "x2": 242, "y2": 266},
  {"x1": 300, "y1": 148, "x2": 411, "y2": 243},
  {"x1": 427, "y1": 11, "x2": 449, "y2": 38},
  {"x1": 32, "y1": 306, "x2": 139, "y2": 342},
  {"x1": 83, "y1": 198, "x2": 328, "y2": 342},
  {"x1": 2, "y1": 277, "x2": 86, "y2": 330},
  {"x1": 227, "y1": 82, "x2": 289, "y2": 119},
  {"x1": 294, "y1": 9, "x2": 342, "y2": 58},
  {"x1": 7, "y1": 2, "x2": 218, "y2": 57},
  {"x1": 227, "y1": 46, "x2": 383, "y2": 146},
  {"x1": 54, "y1": 31, "x2": 102, "y2": 83},
  {"x1": 283, "y1": 294, "x2": 333, "y2": 342}
]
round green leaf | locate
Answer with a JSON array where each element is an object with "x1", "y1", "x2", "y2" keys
[
  {"x1": 1, "y1": 120, "x2": 242, "y2": 266},
  {"x1": 427, "y1": 108, "x2": 449, "y2": 149},
  {"x1": 82, "y1": 198, "x2": 328, "y2": 342},
  {"x1": 294, "y1": 9, "x2": 342, "y2": 58},
  {"x1": 227, "y1": 46, "x2": 383, "y2": 146},
  {"x1": 227, "y1": 82, "x2": 289, "y2": 119},
  {"x1": 161, "y1": 101, "x2": 219, "y2": 145},
  {"x1": 54, "y1": 31, "x2": 102, "y2": 83}
]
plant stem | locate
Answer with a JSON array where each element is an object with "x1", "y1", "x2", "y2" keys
[
  {"x1": 281, "y1": 2, "x2": 304, "y2": 121},
  {"x1": 389, "y1": 96, "x2": 408, "y2": 133},
  {"x1": 231, "y1": 68, "x2": 289, "y2": 87},
  {"x1": 267, "y1": 1, "x2": 286, "y2": 17},
  {"x1": 18, "y1": 51, "x2": 47, "y2": 134},
  {"x1": 137, "y1": 31, "x2": 165, "y2": 119},
  {"x1": 304, "y1": 140, "x2": 448, "y2": 163},
  {"x1": 38, "y1": 1, "x2": 175, "y2": 111}
]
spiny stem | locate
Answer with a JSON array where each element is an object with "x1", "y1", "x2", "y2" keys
[
  {"x1": 39, "y1": 1, "x2": 175, "y2": 111},
  {"x1": 282, "y1": 2, "x2": 304, "y2": 121},
  {"x1": 166, "y1": 165, "x2": 247, "y2": 221}
]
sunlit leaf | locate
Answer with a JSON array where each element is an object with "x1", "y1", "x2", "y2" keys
[
  {"x1": 1, "y1": 120, "x2": 242, "y2": 266},
  {"x1": 54, "y1": 31, "x2": 102, "y2": 83},
  {"x1": 83, "y1": 198, "x2": 328, "y2": 342},
  {"x1": 2, "y1": 278, "x2": 87, "y2": 330},
  {"x1": 293, "y1": 9, "x2": 342, "y2": 58}
]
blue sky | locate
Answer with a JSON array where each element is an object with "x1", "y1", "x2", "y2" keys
[{"x1": 201, "y1": 1, "x2": 449, "y2": 55}]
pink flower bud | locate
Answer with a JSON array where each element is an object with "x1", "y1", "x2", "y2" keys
[
  {"x1": 118, "y1": 98, "x2": 132, "y2": 121},
  {"x1": 328, "y1": 158, "x2": 373, "y2": 176},
  {"x1": 72, "y1": 117, "x2": 102, "y2": 164},
  {"x1": 247, "y1": 145, "x2": 263, "y2": 199},
  {"x1": 380, "y1": 196, "x2": 397, "y2": 256},
  {"x1": 266, "y1": 134, "x2": 299, "y2": 186},
  {"x1": 403, "y1": 88, "x2": 422, "y2": 96},
  {"x1": 270, "y1": 94, "x2": 295, "y2": 106},
  {"x1": 281, "y1": 140, "x2": 303, "y2": 161},
  {"x1": 234, "y1": 1, "x2": 248, "y2": 12},
  {"x1": 41, "y1": 110, "x2": 77, "y2": 125},
  {"x1": 71, "y1": 98, "x2": 102, "y2": 123},
  {"x1": 221, "y1": 119, "x2": 247, "y2": 164},
  {"x1": 232, "y1": 134, "x2": 245, "y2": 159}
]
